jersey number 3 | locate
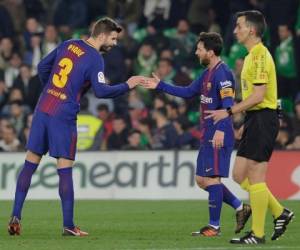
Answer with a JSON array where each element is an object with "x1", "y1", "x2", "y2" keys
[{"x1": 52, "y1": 57, "x2": 73, "y2": 88}]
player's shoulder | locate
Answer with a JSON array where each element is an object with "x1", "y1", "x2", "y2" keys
[
  {"x1": 215, "y1": 62, "x2": 234, "y2": 78},
  {"x1": 213, "y1": 62, "x2": 235, "y2": 87}
]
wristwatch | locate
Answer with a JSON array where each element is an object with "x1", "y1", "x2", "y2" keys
[{"x1": 226, "y1": 107, "x2": 233, "y2": 116}]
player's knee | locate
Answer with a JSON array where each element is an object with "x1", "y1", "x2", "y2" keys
[
  {"x1": 195, "y1": 176, "x2": 207, "y2": 189},
  {"x1": 26, "y1": 150, "x2": 42, "y2": 164}
]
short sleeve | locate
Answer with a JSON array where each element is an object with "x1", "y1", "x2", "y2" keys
[
  {"x1": 252, "y1": 51, "x2": 269, "y2": 84},
  {"x1": 215, "y1": 69, "x2": 235, "y2": 108}
]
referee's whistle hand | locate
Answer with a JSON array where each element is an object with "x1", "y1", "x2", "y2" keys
[{"x1": 204, "y1": 109, "x2": 228, "y2": 124}]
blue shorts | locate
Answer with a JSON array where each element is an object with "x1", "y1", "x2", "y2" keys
[
  {"x1": 27, "y1": 111, "x2": 77, "y2": 160},
  {"x1": 196, "y1": 145, "x2": 233, "y2": 177}
]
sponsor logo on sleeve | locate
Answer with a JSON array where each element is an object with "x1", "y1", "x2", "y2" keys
[
  {"x1": 98, "y1": 72, "x2": 105, "y2": 83},
  {"x1": 219, "y1": 80, "x2": 232, "y2": 89}
]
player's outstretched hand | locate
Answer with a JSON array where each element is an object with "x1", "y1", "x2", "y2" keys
[
  {"x1": 127, "y1": 76, "x2": 145, "y2": 89},
  {"x1": 140, "y1": 73, "x2": 160, "y2": 89}
]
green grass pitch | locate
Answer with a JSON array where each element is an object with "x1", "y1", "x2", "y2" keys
[{"x1": 0, "y1": 200, "x2": 298, "y2": 250}]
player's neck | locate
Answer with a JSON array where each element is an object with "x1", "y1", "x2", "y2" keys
[
  {"x1": 244, "y1": 37, "x2": 261, "y2": 51},
  {"x1": 85, "y1": 37, "x2": 100, "y2": 51},
  {"x1": 208, "y1": 57, "x2": 221, "y2": 70}
]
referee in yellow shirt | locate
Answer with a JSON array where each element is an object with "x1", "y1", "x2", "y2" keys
[{"x1": 205, "y1": 10, "x2": 294, "y2": 244}]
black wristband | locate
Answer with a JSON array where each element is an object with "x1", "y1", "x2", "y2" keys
[{"x1": 226, "y1": 107, "x2": 233, "y2": 116}]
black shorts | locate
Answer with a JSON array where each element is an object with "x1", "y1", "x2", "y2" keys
[{"x1": 237, "y1": 108, "x2": 279, "y2": 162}]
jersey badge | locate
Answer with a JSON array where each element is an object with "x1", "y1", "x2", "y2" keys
[{"x1": 98, "y1": 72, "x2": 105, "y2": 83}]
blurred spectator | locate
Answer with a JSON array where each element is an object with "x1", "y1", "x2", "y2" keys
[
  {"x1": 155, "y1": 58, "x2": 191, "y2": 86},
  {"x1": 159, "y1": 48, "x2": 174, "y2": 61},
  {"x1": 0, "y1": 79, "x2": 8, "y2": 110},
  {"x1": 151, "y1": 107, "x2": 178, "y2": 149},
  {"x1": 223, "y1": 0, "x2": 255, "y2": 54},
  {"x1": 8, "y1": 100, "x2": 27, "y2": 137},
  {"x1": 265, "y1": 0, "x2": 298, "y2": 54},
  {"x1": 164, "y1": 19, "x2": 197, "y2": 65},
  {"x1": 122, "y1": 129, "x2": 144, "y2": 150},
  {"x1": 13, "y1": 63, "x2": 41, "y2": 107},
  {"x1": 0, "y1": 3, "x2": 14, "y2": 38},
  {"x1": 154, "y1": 58, "x2": 190, "y2": 104},
  {"x1": 143, "y1": 0, "x2": 171, "y2": 29},
  {"x1": 117, "y1": 25, "x2": 139, "y2": 70},
  {"x1": 0, "y1": 123, "x2": 21, "y2": 151},
  {"x1": 136, "y1": 118, "x2": 153, "y2": 149},
  {"x1": 4, "y1": 52, "x2": 22, "y2": 88},
  {"x1": 87, "y1": 92, "x2": 114, "y2": 117},
  {"x1": 133, "y1": 23, "x2": 171, "y2": 52},
  {"x1": 23, "y1": 0, "x2": 45, "y2": 21},
  {"x1": 53, "y1": 0, "x2": 88, "y2": 40},
  {"x1": 0, "y1": 116, "x2": 10, "y2": 139},
  {"x1": 107, "y1": 116, "x2": 129, "y2": 150},
  {"x1": 0, "y1": 37, "x2": 15, "y2": 69},
  {"x1": 153, "y1": 93, "x2": 168, "y2": 109},
  {"x1": 1, "y1": 88, "x2": 31, "y2": 115},
  {"x1": 226, "y1": 42, "x2": 247, "y2": 70},
  {"x1": 86, "y1": 0, "x2": 108, "y2": 24},
  {"x1": 41, "y1": 24, "x2": 60, "y2": 55},
  {"x1": 178, "y1": 100, "x2": 188, "y2": 116},
  {"x1": 96, "y1": 103, "x2": 114, "y2": 150},
  {"x1": 128, "y1": 99, "x2": 147, "y2": 129},
  {"x1": 207, "y1": 8, "x2": 221, "y2": 34},
  {"x1": 77, "y1": 97, "x2": 102, "y2": 151},
  {"x1": 1, "y1": 0, "x2": 25, "y2": 35},
  {"x1": 166, "y1": 100, "x2": 179, "y2": 121},
  {"x1": 168, "y1": 0, "x2": 191, "y2": 27},
  {"x1": 173, "y1": 116, "x2": 199, "y2": 149},
  {"x1": 275, "y1": 24, "x2": 298, "y2": 99},
  {"x1": 24, "y1": 33, "x2": 43, "y2": 74},
  {"x1": 133, "y1": 42, "x2": 157, "y2": 77},
  {"x1": 107, "y1": 0, "x2": 141, "y2": 36},
  {"x1": 133, "y1": 24, "x2": 156, "y2": 43},
  {"x1": 13, "y1": 64, "x2": 42, "y2": 110},
  {"x1": 187, "y1": 0, "x2": 211, "y2": 33},
  {"x1": 12, "y1": 63, "x2": 31, "y2": 95},
  {"x1": 23, "y1": 17, "x2": 43, "y2": 51}
]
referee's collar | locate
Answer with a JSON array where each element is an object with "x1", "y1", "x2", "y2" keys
[{"x1": 249, "y1": 42, "x2": 263, "y2": 53}]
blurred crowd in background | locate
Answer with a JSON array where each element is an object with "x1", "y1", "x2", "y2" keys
[{"x1": 0, "y1": 0, "x2": 300, "y2": 152}]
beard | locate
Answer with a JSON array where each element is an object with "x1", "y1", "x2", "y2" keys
[
  {"x1": 100, "y1": 45, "x2": 113, "y2": 53},
  {"x1": 200, "y1": 57, "x2": 210, "y2": 67}
]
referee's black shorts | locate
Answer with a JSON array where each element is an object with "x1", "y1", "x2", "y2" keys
[{"x1": 237, "y1": 108, "x2": 279, "y2": 162}]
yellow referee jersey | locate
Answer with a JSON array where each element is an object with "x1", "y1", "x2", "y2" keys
[{"x1": 241, "y1": 42, "x2": 277, "y2": 110}]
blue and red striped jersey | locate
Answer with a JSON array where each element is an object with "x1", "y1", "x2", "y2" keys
[
  {"x1": 36, "y1": 39, "x2": 129, "y2": 120},
  {"x1": 157, "y1": 61, "x2": 235, "y2": 146}
]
